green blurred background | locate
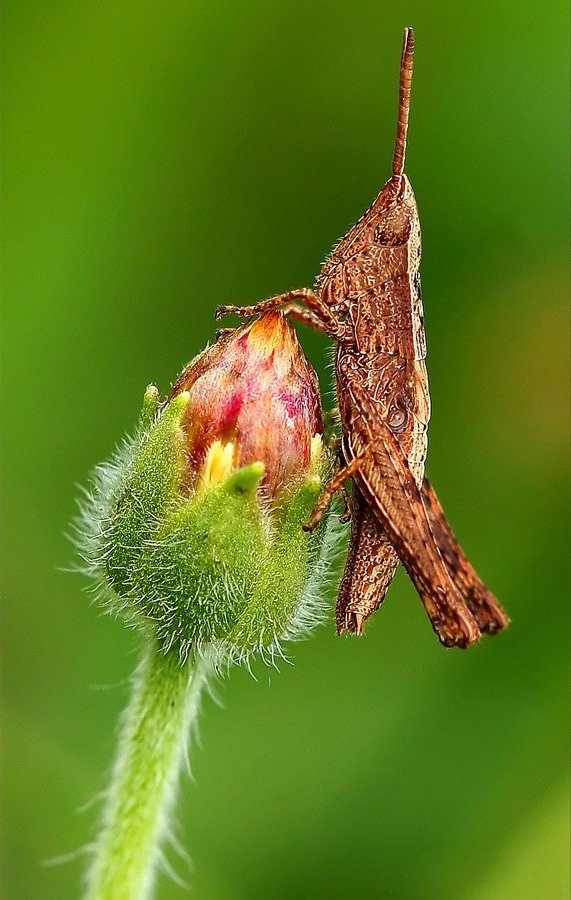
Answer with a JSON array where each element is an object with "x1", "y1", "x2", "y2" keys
[{"x1": 2, "y1": 1, "x2": 569, "y2": 898}]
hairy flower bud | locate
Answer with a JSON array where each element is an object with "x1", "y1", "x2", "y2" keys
[{"x1": 78, "y1": 313, "x2": 336, "y2": 663}]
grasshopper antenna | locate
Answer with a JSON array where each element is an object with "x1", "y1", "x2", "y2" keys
[{"x1": 392, "y1": 26, "x2": 415, "y2": 177}]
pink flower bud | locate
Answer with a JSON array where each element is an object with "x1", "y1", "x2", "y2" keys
[{"x1": 170, "y1": 312, "x2": 323, "y2": 500}]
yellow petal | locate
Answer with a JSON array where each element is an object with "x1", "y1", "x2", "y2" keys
[
  {"x1": 310, "y1": 433, "x2": 323, "y2": 465},
  {"x1": 202, "y1": 440, "x2": 235, "y2": 486}
]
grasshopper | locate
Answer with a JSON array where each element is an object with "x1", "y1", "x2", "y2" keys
[{"x1": 216, "y1": 28, "x2": 509, "y2": 648}]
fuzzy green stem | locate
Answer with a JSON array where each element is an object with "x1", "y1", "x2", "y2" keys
[{"x1": 85, "y1": 641, "x2": 206, "y2": 900}]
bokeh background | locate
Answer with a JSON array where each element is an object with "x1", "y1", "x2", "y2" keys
[{"x1": 2, "y1": 1, "x2": 569, "y2": 898}]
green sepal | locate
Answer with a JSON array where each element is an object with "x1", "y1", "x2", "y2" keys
[
  {"x1": 105, "y1": 391, "x2": 190, "y2": 594},
  {"x1": 140, "y1": 383, "x2": 160, "y2": 428},
  {"x1": 226, "y1": 470, "x2": 326, "y2": 653},
  {"x1": 131, "y1": 462, "x2": 268, "y2": 652}
]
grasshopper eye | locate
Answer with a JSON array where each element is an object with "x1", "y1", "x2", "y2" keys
[{"x1": 387, "y1": 405, "x2": 408, "y2": 431}]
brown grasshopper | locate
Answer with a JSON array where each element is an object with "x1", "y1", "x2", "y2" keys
[{"x1": 216, "y1": 28, "x2": 509, "y2": 648}]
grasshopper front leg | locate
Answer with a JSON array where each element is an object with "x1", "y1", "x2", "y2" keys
[{"x1": 215, "y1": 287, "x2": 345, "y2": 339}]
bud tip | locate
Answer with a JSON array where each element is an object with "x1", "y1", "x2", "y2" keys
[{"x1": 226, "y1": 460, "x2": 265, "y2": 494}]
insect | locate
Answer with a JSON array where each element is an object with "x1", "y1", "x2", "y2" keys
[{"x1": 216, "y1": 28, "x2": 509, "y2": 648}]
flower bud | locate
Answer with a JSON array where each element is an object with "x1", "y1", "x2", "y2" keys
[
  {"x1": 172, "y1": 312, "x2": 323, "y2": 502},
  {"x1": 78, "y1": 313, "x2": 335, "y2": 663}
]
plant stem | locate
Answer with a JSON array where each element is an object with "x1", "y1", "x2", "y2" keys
[{"x1": 85, "y1": 640, "x2": 206, "y2": 900}]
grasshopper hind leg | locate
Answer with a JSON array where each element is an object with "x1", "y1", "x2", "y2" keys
[{"x1": 420, "y1": 478, "x2": 510, "y2": 634}]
